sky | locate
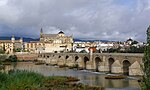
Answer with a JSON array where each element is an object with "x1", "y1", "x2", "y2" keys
[{"x1": 0, "y1": 0, "x2": 150, "y2": 41}]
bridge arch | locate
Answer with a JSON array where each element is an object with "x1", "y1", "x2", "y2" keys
[
  {"x1": 58, "y1": 56, "x2": 61, "y2": 58},
  {"x1": 83, "y1": 56, "x2": 89, "y2": 69},
  {"x1": 123, "y1": 60, "x2": 131, "y2": 75},
  {"x1": 95, "y1": 57, "x2": 102, "y2": 72},
  {"x1": 108, "y1": 58, "x2": 115, "y2": 73},
  {"x1": 47, "y1": 55, "x2": 50, "y2": 58},
  {"x1": 75, "y1": 56, "x2": 79, "y2": 61},
  {"x1": 66, "y1": 55, "x2": 69, "y2": 59}
]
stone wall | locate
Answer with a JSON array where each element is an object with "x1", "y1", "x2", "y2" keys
[{"x1": 16, "y1": 54, "x2": 38, "y2": 60}]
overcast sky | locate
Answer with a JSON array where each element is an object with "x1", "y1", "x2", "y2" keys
[{"x1": 0, "y1": 0, "x2": 150, "y2": 41}]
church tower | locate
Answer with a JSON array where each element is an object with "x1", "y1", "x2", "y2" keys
[
  {"x1": 11, "y1": 35, "x2": 15, "y2": 43},
  {"x1": 40, "y1": 28, "x2": 43, "y2": 41},
  {"x1": 40, "y1": 28, "x2": 43, "y2": 38}
]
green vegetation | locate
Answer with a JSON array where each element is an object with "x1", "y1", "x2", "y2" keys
[
  {"x1": 0, "y1": 70, "x2": 104, "y2": 90},
  {"x1": 131, "y1": 40, "x2": 138, "y2": 45},
  {"x1": 0, "y1": 70, "x2": 44, "y2": 90},
  {"x1": 0, "y1": 55, "x2": 7, "y2": 62},
  {"x1": 13, "y1": 48, "x2": 22, "y2": 52},
  {"x1": 106, "y1": 46, "x2": 145, "y2": 53},
  {"x1": 127, "y1": 46, "x2": 145, "y2": 53},
  {"x1": 80, "y1": 50, "x2": 87, "y2": 53},
  {"x1": 142, "y1": 25, "x2": 150, "y2": 90},
  {"x1": 0, "y1": 49, "x2": 5, "y2": 54},
  {"x1": 6, "y1": 55, "x2": 18, "y2": 62},
  {"x1": 0, "y1": 55, "x2": 18, "y2": 62}
]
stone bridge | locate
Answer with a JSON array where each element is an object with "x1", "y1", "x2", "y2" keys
[{"x1": 37, "y1": 53, "x2": 144, "y2": 76}]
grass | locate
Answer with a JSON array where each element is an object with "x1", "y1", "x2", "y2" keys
[
  {"x1": 0, "y1": 70, "x2": 44, "y2": 90},
  {"x1": 0, "y1": 70, "x2": 104, "y2": 90}
]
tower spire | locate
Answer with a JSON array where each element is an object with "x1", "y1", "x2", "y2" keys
[
  {"x1": 40, "y1": 28, "x2": 43, "y2": 39},
  {"x1": 40, "y1": 28, "x2": 43, "y2": 34}
]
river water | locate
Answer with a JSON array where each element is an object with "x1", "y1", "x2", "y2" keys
[{"x1": 3, "y1": 62, "x2": 140, "y2": 90}]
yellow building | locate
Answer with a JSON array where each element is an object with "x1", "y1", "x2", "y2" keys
[
  {"x1": 25, "y1": 28, "x2": 73, "y2": 53},
  {"x1": 24, "y1": 41, "x2": 45, "y2": 53},
  {"x1": 0, "y1": 36, "x2": 23, "y2": 54}
]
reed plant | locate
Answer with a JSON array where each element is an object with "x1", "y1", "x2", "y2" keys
[
  {"x1": 0, "y1": 70, "x2": 44, "y2": 90},
  {"x1": 0, "y1": 70, "x2": 104, "y2": 90}
]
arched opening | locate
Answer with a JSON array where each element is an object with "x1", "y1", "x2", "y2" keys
[
  {"x1": 108, "y1": 58, "x2": 115, "y2": 73},
  {"x1": 84, "y1": 57, "x2": 89, "y2": 69},
  {"x1": 75, "y1": 56, "x2": 79, "y2": 61},
  {"x1": 123, "y1": 60, "x2": 131, "y2": 76},
  {"x1": 95, "y1": 57, "x2": 101, "y2": 72},
  {"x1": 66, "y1": 55, "x2": 69, "y2": 59},
  {"x1": 47, "y1": 56, "x2": 49, "y2": 58},
  {"x1": 58, "y1": 56, "x2": 61, "y2": 58}
]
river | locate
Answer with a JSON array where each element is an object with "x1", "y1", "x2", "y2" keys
[{"x1": 3, "y1": 62, "x2": 140, "y2": 90}]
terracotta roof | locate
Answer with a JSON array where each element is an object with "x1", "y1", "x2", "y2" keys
[
  {"x1": 0, "y1": 40, "x2": 21, "y2": 43},
  {"x1": 0, "y1": 40, "x2": 12, "y2": 43},
  {"x1": 30, "y1": 41, "x2": 41, "y2": 43}
]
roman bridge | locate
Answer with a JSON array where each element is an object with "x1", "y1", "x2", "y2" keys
[{"x1": 37, "y1": 53, "x2": 144, "y2": 76}]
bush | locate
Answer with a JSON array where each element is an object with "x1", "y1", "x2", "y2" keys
[
  {"x1": 13, "y1": 48, "x2": 22, "y2": 52},
  {"x1": 0, "y1": 55, "x2": 7, "y2": 62},
  {"x1": 0, "y1": 49, "x2": 5, "y2": 54},
  {"x1": 7, "y1": 55, "x2": 18, "y2": 62}
]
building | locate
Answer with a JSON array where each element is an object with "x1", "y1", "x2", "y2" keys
[
  {"x1": 40, "y1": 28, "x2": 73, "y2": 44},
  {"x1": 25, "y1": 28, "x2": 73, "y2": 53},
  {"x1": 24, "y1": 41, "x2": 45, "y2": 53},
  {"x1": 0, "y1": 35, "x2": 23, "y2": 54},
  {"x1": 96, "y1": 42, "x2": 114, "y2": 51}
]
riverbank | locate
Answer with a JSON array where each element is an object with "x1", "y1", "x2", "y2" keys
[
  {"x1": 0, "y1": 70, "x2": 104, "y2": 90},
  {"x1": 1, "y1": 62, "x2": 141, "y2": 89}
]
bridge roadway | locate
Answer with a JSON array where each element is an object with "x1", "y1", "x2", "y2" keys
[{"x1": 37, "y1": 53, "x2": 144, "y2": 76}]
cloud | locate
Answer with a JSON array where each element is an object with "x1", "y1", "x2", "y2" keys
[{"x1": 0, "y1": 0, "x2": 150, "y2": 41}]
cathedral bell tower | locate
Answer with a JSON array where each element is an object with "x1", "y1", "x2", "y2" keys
[{"x1": 40, "y1": 28, "x2": 43, "y2": 40}]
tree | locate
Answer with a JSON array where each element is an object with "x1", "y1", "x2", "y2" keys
[
  {"x1": 147, "y1": 25, "x2": 150, "y2": 43},
  {"x1": 0, "y1": 55, "x2": 7, "y2": 62},
  {"x1": 13, "y1": 48, "x2": 22, "y2": 52},
  {"x1": 131, "y1": 40, "x2": 138, "y2": 45},
  {"x1": 7, "y1": 55, "x2": 18, "y2": 62},
  {"x1": 0, "y1": 49, "x2": 5, "y2": 54},
  {"x1": 143, "y1": 25, "x2": 150, "y2": 89}
]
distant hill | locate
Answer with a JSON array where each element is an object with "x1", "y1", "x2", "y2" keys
[
  {"x1": 0, "y1": 36, "x2": 109, "y2": 43},
  {"x1": 0, "y1": 37, "x2": 39, "y2": 42},
  {"x1": 73, "y1": 38, "x2": 109, "y2": 42}
]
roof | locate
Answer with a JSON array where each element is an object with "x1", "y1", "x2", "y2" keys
[
  {"x1": 0, "y1": 40, "x2": 21, "y2": 43},
  {"x1": 58, "y1": 31, "x2": 64, "y2": 34},
  {"x1": 127, "y1": 38, "x2": 133, "y2": 41},
  {"x1": 42, "y1": 34, "x2": 57, "y2": 38},
  {"x1": 0, "y1": 40, "x2": 12, "y2": 43}
]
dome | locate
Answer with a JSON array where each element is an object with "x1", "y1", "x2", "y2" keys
[
  {"x1": 58, "y1": 31, "x2": 64, "y2": 34},
  {"x1": 127, "y1": 38, "x2": 133, "y2": 41}
]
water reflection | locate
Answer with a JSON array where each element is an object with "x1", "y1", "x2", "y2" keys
[{"x1": 4, "y1": 62, "x2": 140, "y2": 90}]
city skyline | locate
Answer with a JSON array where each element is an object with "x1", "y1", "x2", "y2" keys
[{"x1": 0, "y1": 0, "x2": 150, "y2": 41}]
